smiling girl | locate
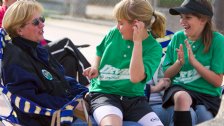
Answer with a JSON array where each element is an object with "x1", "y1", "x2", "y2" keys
[{"x1": 162, "y1": 0, "x2": 224, "y2": 126}]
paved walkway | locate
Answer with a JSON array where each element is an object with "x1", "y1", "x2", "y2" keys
[{"x1": 44, "y1": 17, "x2": 113, "y2": 63}]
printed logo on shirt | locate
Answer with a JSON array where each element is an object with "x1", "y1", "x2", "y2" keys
[
  {"x1": 173, "y1": 66, "x2": 210, "y2": 83},
  {"x1": 99, "y1": 65, "x2": 129, "y2": 81},
  {"x1": 42, "y1": 69, "x2": 53, "y2": 80}
]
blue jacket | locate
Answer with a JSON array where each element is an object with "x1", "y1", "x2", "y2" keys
[{"x1": 2, "y1": 37, "x2": 88, "y2": 126}]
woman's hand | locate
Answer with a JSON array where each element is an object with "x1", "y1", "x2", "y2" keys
[{"x1": 83, "y1": 67, "x2": 98, "y2": 79}]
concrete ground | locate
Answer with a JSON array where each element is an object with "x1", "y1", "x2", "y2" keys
[{"x1": 44, "y1": 17, "x2": 113, "y2": 63}]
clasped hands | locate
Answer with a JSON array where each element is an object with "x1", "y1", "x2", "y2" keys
[{"x1": 176, "y1": 39, "x2": 197, "y2": 66}]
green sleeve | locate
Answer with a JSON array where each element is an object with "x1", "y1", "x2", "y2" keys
[
  {"x1": 210, "y1": 32, "x2": 224, "y2": 74},
  {"x1": 96, "y1": 27, "x2": 117, "y2": 57},
  {"x1": 144, "y1": 43, "x2": 162, "y2": 83},
  {"x1": 162, "y1": 34, "x2": 177, "y2": 72}
]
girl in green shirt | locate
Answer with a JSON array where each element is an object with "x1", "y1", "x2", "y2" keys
[
  {"x1": 162, "y1": 0, "x2": 224, "y2": 126},
  {"x1": 83, "y1": 0, "x2": 166, "y2": 125}
]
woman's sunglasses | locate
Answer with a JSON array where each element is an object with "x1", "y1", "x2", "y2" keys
[{"x1": 31, "y1": 16, "x2": 45, "y2": 26}]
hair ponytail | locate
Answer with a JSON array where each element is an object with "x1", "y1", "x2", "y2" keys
[
  {"x1": 113, "y1": 0, "x2": 166, "y2": 38},
  {"x1": 151, "y1": 11, "x2": 166, "y2": 38}
]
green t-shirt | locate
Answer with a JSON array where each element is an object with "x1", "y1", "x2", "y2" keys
[
  {"x1": 90, "y1": 27, "x2": 162, "y2": 97},
  {"x1": 163, "y1": 31, "x2": 224, "y2": 96}
]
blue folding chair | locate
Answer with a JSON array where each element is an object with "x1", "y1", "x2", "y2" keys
[{"x1": 0, "y1": 28, "x2": 92, "y2": 126}]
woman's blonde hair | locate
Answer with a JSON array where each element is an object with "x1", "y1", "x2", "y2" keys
[
  {"x1": 2, "y1": 0, "x2": 43, "y2": 38},
  {"x1": 113, "y1": 0, "x2": 166, "y2": 38}
]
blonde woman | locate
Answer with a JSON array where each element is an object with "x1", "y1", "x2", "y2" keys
[{"x1": 2, "y1": 1, "x2": 88, "y2": 125}]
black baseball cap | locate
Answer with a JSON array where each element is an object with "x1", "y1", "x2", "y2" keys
[{"x1": 169, "y1": 0, "x2": 213, "y2": 17}]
